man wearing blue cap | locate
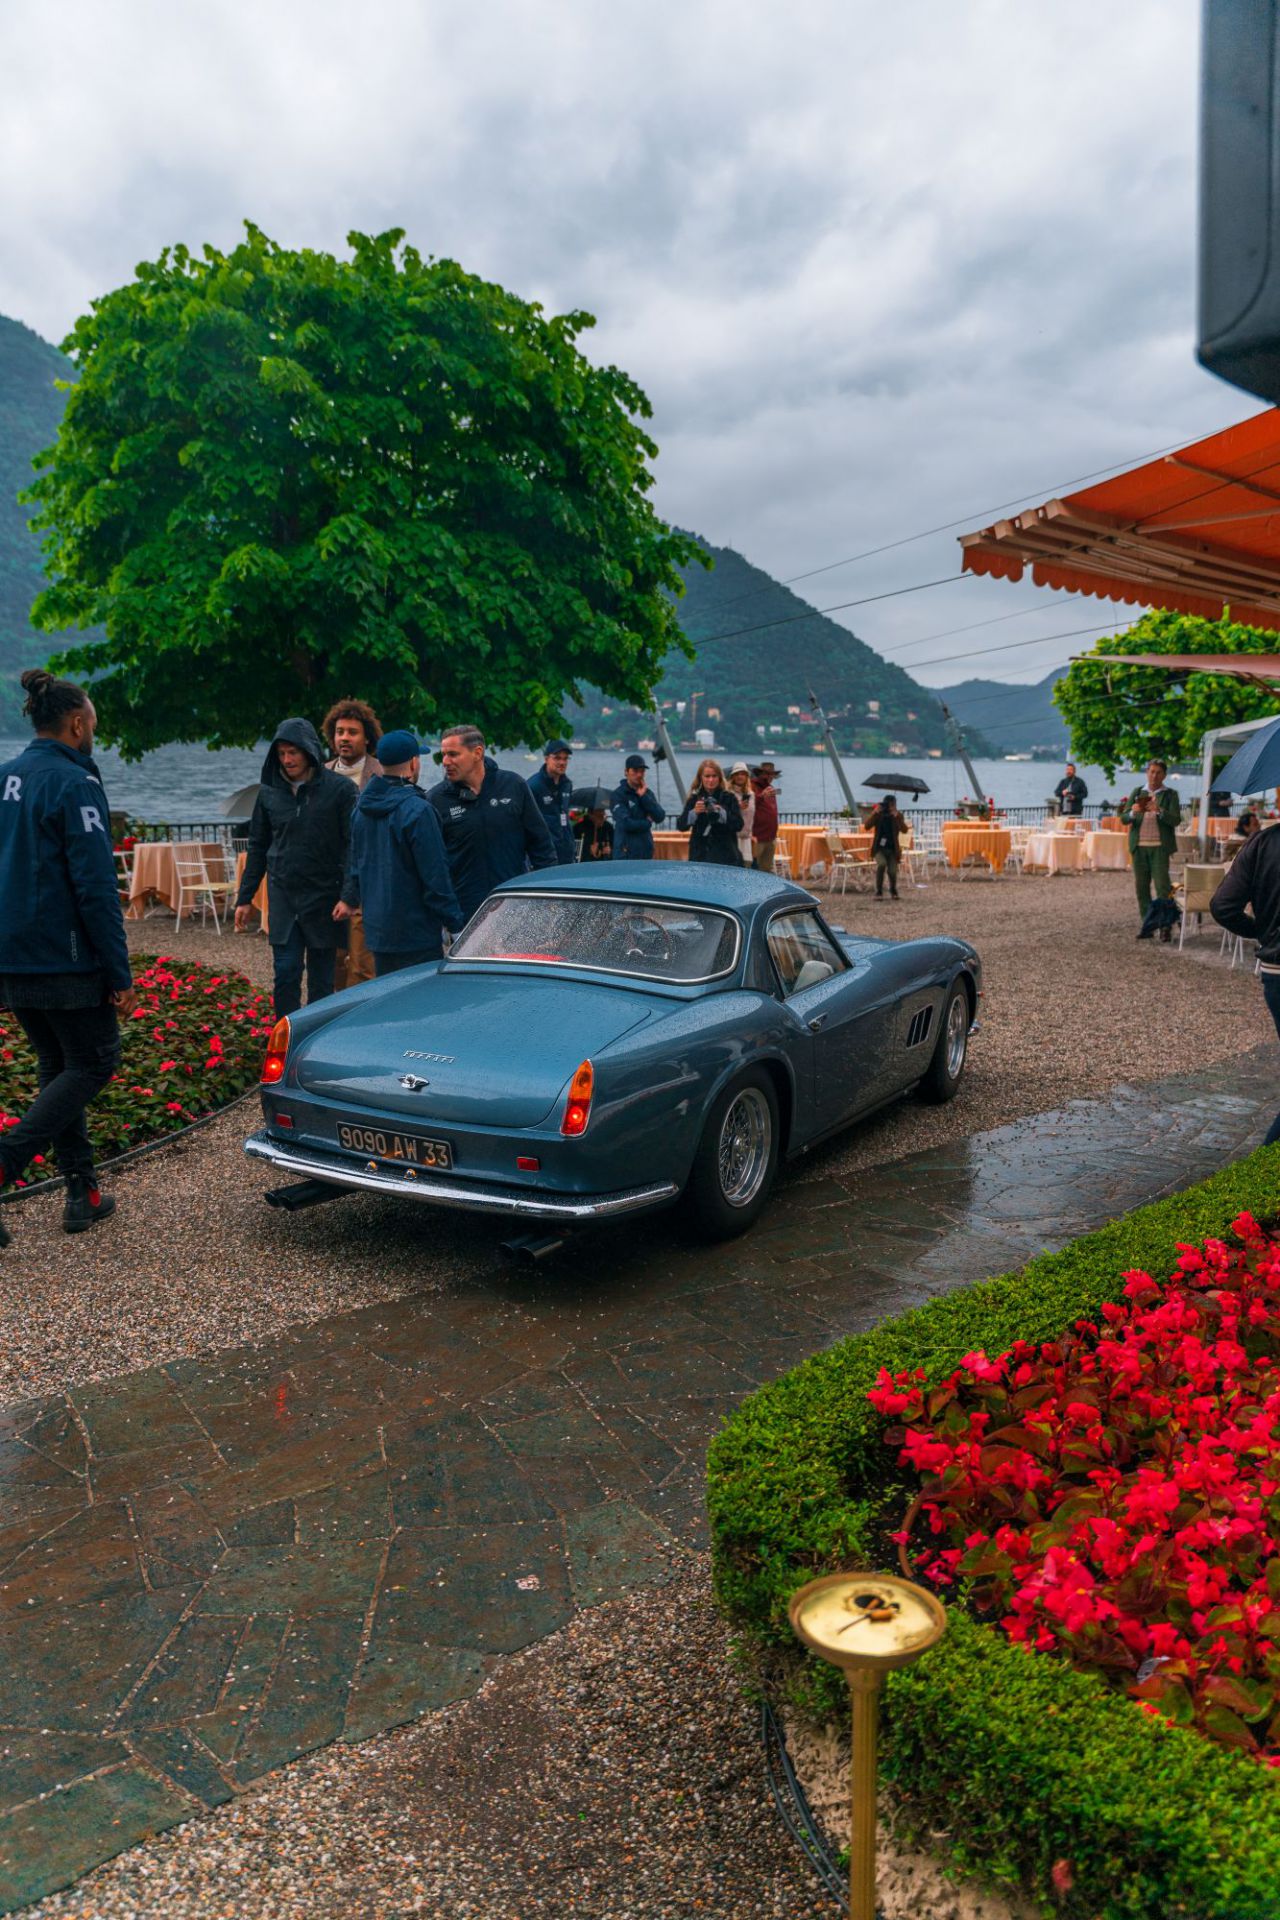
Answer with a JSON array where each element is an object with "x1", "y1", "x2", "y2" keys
[
  {"x1": 527, "y1": 739, "x2": 576, "y2": 865},
  {"x1": 611, "y1": 754, "x2": 665, "y2": 859},
  {"x1": 335, "y1": 730, "x2": 464, "y2": 976}
]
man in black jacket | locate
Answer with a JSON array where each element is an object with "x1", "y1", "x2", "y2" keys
[
  {"x1": 0, "y1": 668, "x2": 136, "y2": 1242},
  {"x1": 1212, "y1": 829, "x2": 1280, "y2": 1143},
  {"x1": 1054, "y1": 763, "x2": 1088, "y2": 817},
  {"x1": 234, "y1": 718, "x2": 357, "y2": 1015},
  {"x1": 428, "y1": 724, "x2": 557, "y2": 923}
]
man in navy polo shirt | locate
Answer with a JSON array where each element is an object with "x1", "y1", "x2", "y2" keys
[
  {"x1": 427, "y1": 723, "x2": 558, "y2": 923},
  {"x1": 527, "y1": 738, "x2": 576, "y2": 865}
]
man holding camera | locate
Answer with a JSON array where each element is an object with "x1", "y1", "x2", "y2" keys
[{"x1": 1120, "y1": 758, "x2": 1181, "y2": 939}]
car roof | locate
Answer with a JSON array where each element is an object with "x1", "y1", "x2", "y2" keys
[{"x1": 493, "y1": 863, "x2": 816, "y2": 914}]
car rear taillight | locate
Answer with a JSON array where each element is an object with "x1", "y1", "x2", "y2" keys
[
  {"x1": 561, "y1": 1059, "x2": 594, "y2": 1137},
  {"x1": 261, "y1": 1017, "x2": 291, "y2": 1085}
]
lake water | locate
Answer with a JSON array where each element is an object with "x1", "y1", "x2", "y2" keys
[{"x1": 0, "y1": 736, "x2": 1172, "y2": 820}]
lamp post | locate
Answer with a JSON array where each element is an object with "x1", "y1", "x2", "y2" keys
[{"x1": 788, "y1": 1572, "x2": 947, "y2": 1920}]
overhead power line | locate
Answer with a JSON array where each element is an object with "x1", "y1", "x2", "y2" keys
[
  {"x1": 713, "y1": 420, "x2": 1252, "y2": 615},
  {"x1": 692, "y1": 572, "x2": 970, "y2": 648}
]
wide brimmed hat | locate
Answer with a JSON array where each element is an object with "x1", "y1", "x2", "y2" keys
[{"x1": 729, "y1": 761, "x2": 750, "y2": 776}]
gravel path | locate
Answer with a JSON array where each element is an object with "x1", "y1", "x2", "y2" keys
[{"x1": 0, "y1": 871, "x2": 1269, "y2": 1406}]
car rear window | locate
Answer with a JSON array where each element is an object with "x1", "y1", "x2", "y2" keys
[{"x1": 451, "y1": 893, "x2": 741, "y2": 983}]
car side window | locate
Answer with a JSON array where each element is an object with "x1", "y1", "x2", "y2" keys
[{"x1": 767, "y1": 911, "x2": 849, "y2": 999}]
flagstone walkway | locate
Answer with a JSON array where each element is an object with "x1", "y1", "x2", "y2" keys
[{"x1": 2, "y1": 1047, "x2": 1276, "y2": 1912}]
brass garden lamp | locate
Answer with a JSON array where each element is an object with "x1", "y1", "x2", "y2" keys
[{"x1": 788, "y1": 1572, "x2": 947, "y2": 1920}]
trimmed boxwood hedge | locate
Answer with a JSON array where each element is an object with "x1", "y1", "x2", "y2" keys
[{"x1": 707, "y1": 1146, "x2": 1280, "y2": 1919}]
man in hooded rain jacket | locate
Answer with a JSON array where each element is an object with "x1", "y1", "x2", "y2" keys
[
  {"x1": 336, "y1": 730, "x2": 464, "y2": 975},
  {"x1": 234, "y1": 717, "x2": 357, "y2": 1014}
]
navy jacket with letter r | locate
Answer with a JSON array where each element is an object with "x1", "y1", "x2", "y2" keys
[
  {"x1": 0, "y1": 737, "x2": 132, "y2": 990},
  {"x1": 427, "y1": 757, "x2": 558, "y2": 923},
  {"x1": 343, "y1": 776, "x2": 464, "y2": 957}
]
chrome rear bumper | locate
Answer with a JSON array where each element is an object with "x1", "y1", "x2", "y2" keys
[{"x1": 244, "y1": 1132, "x2": 679, "y2": 1221}]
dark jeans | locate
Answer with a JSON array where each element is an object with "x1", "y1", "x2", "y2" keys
[
  {"x1": 1, "y1": 1003, "x2": 121, "y2": 1183},
  {"x1": 374, "y1": 948, "x2": 441, "y2": 977},
  {"x1": 271, "y1": 926, "x2": 336, "y2": 1017},
  {"x1": 1262, "y1": 973, "x2": 1280, "y2": 1146}
]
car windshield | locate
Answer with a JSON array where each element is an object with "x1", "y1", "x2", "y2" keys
[{"x1": 451, "y1": 892, "x2": 741, "y2": 984}]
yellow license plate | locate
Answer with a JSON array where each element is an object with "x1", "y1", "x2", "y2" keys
[{"x1": 337, "y1": 1123, "x2": 453, "y2": 1170}]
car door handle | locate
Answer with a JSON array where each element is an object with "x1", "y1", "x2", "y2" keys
[{"x1": 808, "y1": 1013, "x2": 827, "y2": 1032}]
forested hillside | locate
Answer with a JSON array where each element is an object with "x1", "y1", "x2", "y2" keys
[
  {"x1": 573, "y1": 537, "x2": 994, "y2": 754},
  {"x1": 936, "y1": 668, "x2": 1070, "y2": 756},
  {"x1": 0, "y1": 316, "x2": 72, "y2": 724}
]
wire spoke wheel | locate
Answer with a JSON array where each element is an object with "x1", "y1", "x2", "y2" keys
[
  {"x1": 717, "y1": 1087, "x2": 773, "y2": 1207},
  {"x1": 945, "y1": 991, "x2": 967, "y2": 1078}
]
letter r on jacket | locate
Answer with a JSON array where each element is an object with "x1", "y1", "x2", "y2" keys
[
  {"x1": 2, "y1": 776, "x2": 20, "y2": 802},
  {"x1": 80, "y1": 805, "x2": 104, "y2": 834}
]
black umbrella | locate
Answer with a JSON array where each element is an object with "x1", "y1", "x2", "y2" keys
[
  {"x1": 864, "y1": 772, "x2": 931, "y2": 796},
  {"x1": 570, "y1": 783, "x2": 614, "y2": 811}
]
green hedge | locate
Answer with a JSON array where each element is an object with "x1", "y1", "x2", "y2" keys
[{"x1": 707, "y1": 1147, "x2": 1280, "y2": 1919}]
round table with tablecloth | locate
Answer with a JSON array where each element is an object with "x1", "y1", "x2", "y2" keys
[
  {"x1": 940, "y1": 822, "x2": 1011, "y2": 873},
  {"x1": 651, "y1": 831, "x2": 689, "y2": 861},
  {"x1": 1081, "y1": 830, "x2": 1129, "y2": 871},
  {"x1": 126, "y1": 841, "x2": 226, "y2": 919},
  {"x1": 1024, "y1": 831, "x2": 1083, "y2": 874}
]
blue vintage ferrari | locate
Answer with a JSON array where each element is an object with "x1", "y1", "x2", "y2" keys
[{"x1": 245, "y1": 865, "x2": 981, "y2": 1241}]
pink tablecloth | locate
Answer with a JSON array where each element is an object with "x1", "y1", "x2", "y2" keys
[
  {"x1": 126, "y1": 841, "x2": 225, "y2": 919},
  {"x1": 1082, "y1": 830, "x2": 1130, "y2": 871}
]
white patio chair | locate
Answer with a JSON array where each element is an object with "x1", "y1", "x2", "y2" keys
[
  {"x1": 173, "y1": 845, "x2": 237, "y2": 933},
  {"x1": 824, "y1": 829, "x2": 874, "y2": 895},
  {"x1": 1177, "y1": 865, "x2": 1223, "y2": 950}
]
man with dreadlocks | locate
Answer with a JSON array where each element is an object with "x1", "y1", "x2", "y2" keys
[{"x1": 0, "y1": 668, "x2": 137, "y2": 1245}]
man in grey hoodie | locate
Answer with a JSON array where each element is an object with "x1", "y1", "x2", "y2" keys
[{"x1": 234, "y1": 717, "x2": 357, "y2": 1014}]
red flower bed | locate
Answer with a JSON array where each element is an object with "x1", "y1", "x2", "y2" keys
[
  {"x1": 0, "y1": 956, "x2": 273, "y2": 1184},
  {"x1": 870, "y1": 1215, "x2": 1280, "y2": 1760}
]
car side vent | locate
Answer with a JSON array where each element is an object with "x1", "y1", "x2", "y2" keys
[{"x1": 906, "y1": 1005, "x2": 934, "y2": 1050}]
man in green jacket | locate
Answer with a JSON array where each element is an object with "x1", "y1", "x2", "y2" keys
[{"x1": 1120, "y1": 758, "x2": 1182, "y2": 937}]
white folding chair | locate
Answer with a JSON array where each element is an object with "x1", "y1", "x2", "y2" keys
[
  {"x1": 172, "y1": 845, "x2": 237, "y2": 933},
  {"x1": 824, "y1": 830, "x2": 873, "y2": 895}
]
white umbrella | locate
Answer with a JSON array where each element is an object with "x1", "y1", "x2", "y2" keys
[{"x1": 222, "y1": 782, "x2": 261, "y2": 818}]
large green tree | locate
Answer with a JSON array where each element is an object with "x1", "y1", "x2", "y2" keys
[
  {"x1": 24, "y1": 225, "x2": 699, "y2": 757},
  {"x1": 1053, "y1": 608, "x2": 1280, "y2": 777}
]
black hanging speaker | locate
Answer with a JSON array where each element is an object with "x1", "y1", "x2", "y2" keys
[{"x1": 1199, "y1": 0, "x2": 1280, "y2": 401}]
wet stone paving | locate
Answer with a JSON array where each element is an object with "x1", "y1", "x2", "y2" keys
[{"x1": 1, "y1": 1046, "x2": 1277, "y2": 1911}]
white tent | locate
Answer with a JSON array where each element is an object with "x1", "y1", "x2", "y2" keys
[{"x1": 1197, "y1": 713, "x2": 1278, "y2": 852}]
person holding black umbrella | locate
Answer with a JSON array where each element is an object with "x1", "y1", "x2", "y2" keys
[{"x1": 869, "y1": 795, "x2": 905, "y2": 899}]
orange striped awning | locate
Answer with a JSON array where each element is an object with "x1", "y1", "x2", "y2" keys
[{"x1": 960, "y1": 409, "x2": 1280, "y2": 634}]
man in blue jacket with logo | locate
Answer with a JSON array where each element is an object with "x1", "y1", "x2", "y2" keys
[
  {"x1": 336, "y1": 730, "x2": 464, "y2": 975},
  {"x1": 0, "y1": 669, "x2": 136, "y2": 1245},
  {"x1": 527, "y1": 738, "x2": 576, "y2": 865},
  {"x1": 428, "y1": 724, "x2": 558, "y2": 923},
  {"x1": 611, "y1": 754, "x2": 665, "y2": 859}
]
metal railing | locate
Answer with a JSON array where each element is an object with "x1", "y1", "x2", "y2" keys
[{"x1": 126, "y1": 801, "x2": 1117, "y2": 843}]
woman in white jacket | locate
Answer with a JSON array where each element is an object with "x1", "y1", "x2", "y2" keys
[{"x1": 728, "y1": 763, "x2": 755, "y2": 867}]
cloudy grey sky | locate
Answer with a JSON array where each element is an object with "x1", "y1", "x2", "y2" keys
[{"x1": 0, "y1": 0, "x2": 1256, "y2": 685}]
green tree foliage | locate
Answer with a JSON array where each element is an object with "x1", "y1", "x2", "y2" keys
[
  {"x1": 24, "y1": 226, "x2": 700, "y2": 757},
  {"x1": 0, "y1": 316, "x2": 77, "y2": 726},
  {"x1": 1054, "y1": 608, "x2": 1280, "y2": 778}
]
